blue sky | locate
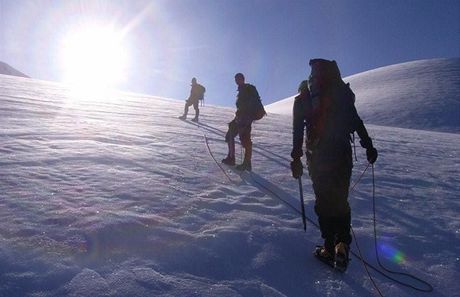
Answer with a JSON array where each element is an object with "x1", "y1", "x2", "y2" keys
[{"x1": 0, "y1": 0, "x2": 459, "y2": 107}]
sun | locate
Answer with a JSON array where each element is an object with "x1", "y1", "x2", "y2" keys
[{"x1": 60, "y1": 24, "x2": 129, "y2": 93}]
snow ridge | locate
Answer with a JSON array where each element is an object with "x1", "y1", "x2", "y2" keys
[
  {"x1": 266, "y1": 58, "x2": 460, "y2": 134},
  {"x1": 0, "y1": 61, "x2": 29, "y2": 78}
]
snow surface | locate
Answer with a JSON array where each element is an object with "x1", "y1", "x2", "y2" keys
[
  {"x1": 0, "y1": 61, "x2": 29, "y2": 78},
  {"x1": 265, "y1": 58, "x2": 460, "y2": 134},
  {"x1": 0, "y1": 70, "x2": 459, "y2": 297}
]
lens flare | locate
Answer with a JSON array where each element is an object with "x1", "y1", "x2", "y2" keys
[{"x1": 378, "y1": 242, "x2": 406, "y2": 264}]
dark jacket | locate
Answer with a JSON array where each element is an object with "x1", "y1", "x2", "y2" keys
[
  {"x1": 235, "y1": 83, "x2": 260, "y2": 118},
  {"x1": 291, "y1": 82, "x2": 372, "y2": 161}
]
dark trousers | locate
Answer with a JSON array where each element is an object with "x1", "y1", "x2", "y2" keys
[
  {"x1": 225, "y1": 117, "x2": 252, "y2": 150},
  {"x1": 183, "y1": 99, "x2": 199, "y2": 118},
  {"x1": 308, "y1": 143, "x2": 353, "y2": 249}
]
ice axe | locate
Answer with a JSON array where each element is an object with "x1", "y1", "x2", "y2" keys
[{"x1": 298, "y1": 178, "x2": 307, "y2": 231}]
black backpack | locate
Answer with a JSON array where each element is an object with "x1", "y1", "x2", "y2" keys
[
  {"x1": 247, "y1": 84, "x2": 266, "y2": 121},
  {"x1": 308, "y1": 59, "x2": 356, "y2": 143},
  {"x1": 252, "y1": 97, "x2": 266, "y2": 121},
  {"x1": 196, "y1": 84, "x2": 206, "y2": 100}
]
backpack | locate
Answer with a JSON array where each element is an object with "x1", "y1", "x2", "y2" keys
[
  {"x1": 196, "y1": 84, "x2": 206, "y2": 100},
  {"x1": 247, "y1": 84, "x2": 266, "y2": 120},
  {"x1": 308, "y1": 59, "x2": 355, "y2": 144}
]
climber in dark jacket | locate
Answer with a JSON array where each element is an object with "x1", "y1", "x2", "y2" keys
[
  {"x1": 222, "y1": 73, "x2": 261, "y2": 171},
  {"x1": 290, "y1": 59, "x2": 378, "y2": 270},
  {"x1": 179, "y1": 77, "x2": 205, "y2": 122}
]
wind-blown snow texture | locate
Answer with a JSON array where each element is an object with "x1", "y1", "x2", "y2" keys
[
  {"x1": 266, "y1": 58, "x2": 460, "y2": 134},
  {"x1": 0, "y1": 61, "x2": 29, "y2": 78},
  {"x1": 0, "y1": 63, "x2": 459, "y2": 297}
]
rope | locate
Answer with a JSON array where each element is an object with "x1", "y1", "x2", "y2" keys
[
  {"x1": 350, "y1": 162, "x2": 370, "y2": 192},
  {"x1": 351, "y1": 226, "x2": 385, "y2": 297},
  {"x1": 245, "y1": 170, "x2": 382, "y2": 296},
  {"x1": 196, "y1": 121, "x2": 433, "y2": 294},
  {"x1": 197, "y1": 122, "x2": 235, "y2": 184},
  {"x1": 347, "y1": 163, "x2": 384, "y2": 296},
  {"x1": 349, "y1": 163, "x2": 433, "y2": 294},
  {"x1": 250, "y1": 162, "x2": 433, "y2": 294},
  {"x1": 347, "y1": 163, "x2": 433, "y2": 294},
  {"x1": 370, "y1": 164, "x2": 434, "y2": 292},
  {"x1": 249, "y1": 157, "x2": 433, "y2": 294}
]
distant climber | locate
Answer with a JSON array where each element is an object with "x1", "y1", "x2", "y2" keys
[{"x1": 179, "y1": 77, "x2": 205, "y2": 122}]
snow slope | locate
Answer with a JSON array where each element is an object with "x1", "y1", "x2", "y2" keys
[
  {"x1": 0, "y1": 73, "x2": 459, "y2": 297},
  {"x1": 265, "y1": 58, "x2": 460, "y2": 134},
  {"x1": 0, "y1": 61, "x2": 29, "y2": 78}
]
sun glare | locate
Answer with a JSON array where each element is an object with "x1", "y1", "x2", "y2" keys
[{"x1": 60, "y1": 24, "x2": 129, "y2": 95}]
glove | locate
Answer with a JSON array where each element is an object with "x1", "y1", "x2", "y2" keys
[
  {"x1": 290, "y1": 159, "x2": 303, "y2": 179},
  {"x1": 366, "y1": 147, "x2": 378, "y2": 164}
]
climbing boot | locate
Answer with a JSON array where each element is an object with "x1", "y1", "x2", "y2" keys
[
  {"x1": 334, "y1": 242, "x2": 350, "y2": 272},
  {"x1": 221, "y1": 156, "x2": 235, "y2": 166}
]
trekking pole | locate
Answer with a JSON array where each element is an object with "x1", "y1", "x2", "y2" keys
[{"x1": 298, "y1": 177, "x2": 307, "y2": 231}]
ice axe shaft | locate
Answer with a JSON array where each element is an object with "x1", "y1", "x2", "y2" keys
[{"x1": 298, "y1": 178, "x2": 307, "y2": 231}]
